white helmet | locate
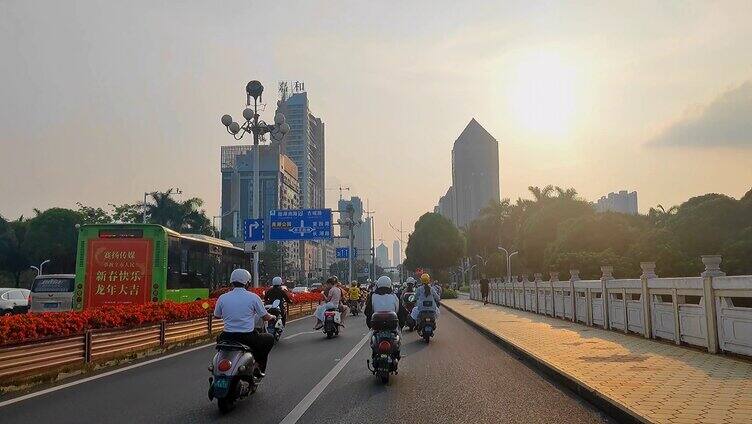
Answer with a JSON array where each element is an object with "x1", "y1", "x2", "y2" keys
[
  {"x1": 406, "y1": 277, "x2": 416, "y2": 284},
  {"x1": 376, "y1": 275, "x2": 392, "y2": 289},
  {"x1": 230, "y1": 269, "x2": 252, "y2": 285},
  {"x1": 272, "y1": 276, "x2": 283, "y2": 286}
]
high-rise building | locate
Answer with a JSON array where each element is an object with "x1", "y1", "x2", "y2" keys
[
  {"x1": 275, "y1": 87, "x2": 328, "y2": 279},
  {"x1": 596, "y1": 190, "x2": 638, "y2": 215},
  {"x1": 392, "y1": 240, "x2": 401, "y2": 267},
  {"x1": 434, "y1": 186, "x2": 456, "y2": 223},
  {"x1": 451, "y1": 119, "x2": 500, "y2": 228},
  {"x1": 275, "y1": 91, "x2": 325, "y2": 209},
  {"x1": 220, "y1": 144, "x2": 300, "y2": 274},
  {"x1": 375, "y1": 243, "x2": 389, "y2": 269}
]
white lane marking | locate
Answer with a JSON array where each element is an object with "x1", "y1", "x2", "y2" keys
[
  {"x1": 279, "y1": 333, "x2": 370, "y2": 424},
  {"x1": 0, "y1": 313, "x2": 314, "y2": 408},
  {"x1": 283, "y1": 330, "x2": 319, "y2": 340}
]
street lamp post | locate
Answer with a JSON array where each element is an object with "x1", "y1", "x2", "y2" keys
[
  {"x1": 30, "y1": 259, "x2": 51, "y2": 277},
  {"x1": 497, "y1": 246, "x2": 519, "y2": 283},
  {"x1": 221, "y1": 80, "x2": 290, "y2": 287}
]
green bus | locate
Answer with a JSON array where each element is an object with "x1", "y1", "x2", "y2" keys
[{"x1": 73, "y1": 224, "x2": 248, "y2": 310}]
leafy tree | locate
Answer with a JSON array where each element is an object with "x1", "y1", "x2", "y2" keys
[
  {"x1": 0, "y1": 217, "x2": 31, "y2": 287},
  {"x1": 111, "y1": 203, "x2": 142, "y2": 223},
  {"x1": 76, "y1": 203, "x2": 112, "y2": 224},
  {"x1": 404, "y1": 213, "x2": 465, "y2": 273},
  {"x1": 461, "y1": 184, "x2": 752, "y2": 279},
  {"x1": 23, "y1": 208, "x2": 84, "y2": 275}
]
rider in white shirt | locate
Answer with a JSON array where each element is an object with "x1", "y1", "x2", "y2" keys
[
  {"x1": 213, "y1": 269, "x2": 275, "y2": 376},
  {"x1": 314, "y1": 277, "x2": 342, "y2": 329}
]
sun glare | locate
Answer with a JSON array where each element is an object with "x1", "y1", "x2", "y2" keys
[{"x1": 506, "y1": 51, "x2": 579, "y2": 137}]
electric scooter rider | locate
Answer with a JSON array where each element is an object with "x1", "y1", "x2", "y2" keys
[
  {"x1": 214, "y1": 269, "x2": 275, "y2": 378},
  {"x1": 364, "y1": 276, "x2": 404, "y2": 356},
  {"x1": 264, "y1": 276, "x2": 292, "y2": 325},
  {"x1": 410, "y1": 273, "x2": 441, "y2": 322},
  {"x1": 314, "y1": 277, "x2": 341, "y2": 330}
]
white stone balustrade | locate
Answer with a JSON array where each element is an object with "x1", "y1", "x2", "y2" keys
[{"x1": 467, "y1": 255, "x2": 752, "y2": 358}]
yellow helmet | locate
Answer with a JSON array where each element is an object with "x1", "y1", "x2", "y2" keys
[{"x1": 420, "y1": 273, "x2": 431, "y2": 284}]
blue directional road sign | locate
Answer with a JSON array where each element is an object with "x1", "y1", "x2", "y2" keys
[
  {"x1": 336, "y1": 247, "x2": 349, "y2": 259},
  {"x1": 269, "y1": 209, "x2": 333, "y2": 241},
  {"x1": 242, "y1": 218, "x2": 264, "y2": 242}
]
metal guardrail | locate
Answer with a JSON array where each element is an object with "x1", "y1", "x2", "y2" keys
[
  {"x1": 0, "y1": 301, "x2": 319, "y2": 386},
  {"x1": 0, "y1": 336, "x2": 85, "y2": 381}
]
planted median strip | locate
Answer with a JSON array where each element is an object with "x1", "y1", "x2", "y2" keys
[{"x1": 0, "y1": 296, "x2": 321, "y2": 390}]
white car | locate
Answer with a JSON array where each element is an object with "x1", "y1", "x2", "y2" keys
[
  {"x1": 291, "y1": 286, "x2": 310, "y2": 293},
  {"x1": 0, "y1": 288, "x2": 31, "y2": 315}
]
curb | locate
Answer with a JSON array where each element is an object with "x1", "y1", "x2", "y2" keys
[{"x1": 444, "y1": 302, "x2": 648, "y2": 424}]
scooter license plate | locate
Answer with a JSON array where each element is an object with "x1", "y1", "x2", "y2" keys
[{"x1": 214, "y1": 377, "x2": 230, "y2": 389}]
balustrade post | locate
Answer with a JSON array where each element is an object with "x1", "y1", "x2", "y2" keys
[
  {"x1": 84, "y1": 330, "x2": 92, "y2": 364},
  {"x1": 546, "y1": 271, "x2": 560, "y2": 319},
  {"x1": 701, "y1": 255, "x2": 724, "y2": 354},
  {"x1": 640, "y1": 262, "x2": 656, "y2": 339},
  {"x1": 159, "y1": 321, "x2": 166, "y2": 347},
  {"x1": 534, "y1": 273, "x2": 542, "y2": 314},
  {"x1": 207, "y1": 313, "x2": 212, "y2": 335},
  {"x1": 601, "y1": 265, "x2": 613, "y2": 330}
]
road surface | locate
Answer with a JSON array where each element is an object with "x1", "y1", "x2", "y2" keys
[{"x1": 0, "y1": 309, "x2": 613, "y2": 423}]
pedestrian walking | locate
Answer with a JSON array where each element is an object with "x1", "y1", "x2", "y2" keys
[{"x1": 480, "y1": 274, "x2": 490, "y2": 305}]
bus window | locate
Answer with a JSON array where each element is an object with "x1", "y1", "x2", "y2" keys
[{"x1": 167, "y1": 237, "x2": 181, "y2": 290}]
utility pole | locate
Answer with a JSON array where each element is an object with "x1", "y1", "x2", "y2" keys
[
  {"x1": 347, "y1": 204, "x2": 355, "y2": 282},
  {"x1": 365, "y1": 200, "x2": 375, "y2": 281}
]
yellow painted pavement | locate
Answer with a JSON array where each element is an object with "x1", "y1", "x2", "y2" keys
[{"x1": 444, "y1": 299, "x2": 752, "y2": 424}]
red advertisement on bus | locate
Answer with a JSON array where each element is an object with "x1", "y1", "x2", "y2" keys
[{"x1": 84, "y1": 238, "x2": 153, "y2": 308}]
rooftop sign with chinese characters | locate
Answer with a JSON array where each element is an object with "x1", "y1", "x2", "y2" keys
[{"x1": 268, "y1": 209, "x2": 333, "y2": 241}]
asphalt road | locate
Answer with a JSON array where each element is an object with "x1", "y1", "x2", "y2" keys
[{"x1": 0, "y1": 309, "x2": 613, "y2": 424}]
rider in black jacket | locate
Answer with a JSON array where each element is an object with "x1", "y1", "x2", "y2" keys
[{"x1": 264, "y1": 276, "x2": 292, "y2": 325}]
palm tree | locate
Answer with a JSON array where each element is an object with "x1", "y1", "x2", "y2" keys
[
  {"x1": 554, "y1": 186, "x2": 579, "y2": 200},
  {"x1": 528, "y1": 185, "x2": 555, "y2": 202},
  {"x1": 648, "y1": 204, "x2": 678, "y2": 226},
  {"x1": 145, "y1": 190, "x2": 214, "y2": 235}
]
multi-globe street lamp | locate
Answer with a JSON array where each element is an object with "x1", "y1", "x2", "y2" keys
[{"x1": 220, "y1": 80, "x2": 290, "y2": 287}]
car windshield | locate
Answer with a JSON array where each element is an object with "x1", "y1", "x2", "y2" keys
[{"x1": 32, "y1": 278, "x2": 74, "y2": 293}]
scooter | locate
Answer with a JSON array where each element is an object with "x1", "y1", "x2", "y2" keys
[
  {"x1": 348, "y1": 299, "x2": 360, "y2": 316},
  {"x1": 323, "y1": 308, "x2": 342, "y2": 339},
  {"x1": 366, "y1": 311, "x2": 400, "y2": 384},
  {"x1": 416, "y1": 310, "x2": 437, "y2": 343},
  {"x1": 208, "y1": 340, "x2": 263, "y2": 413},
  {"x1": 401, "y1": 291, "x2": 416, "y2": 331},
  {"x1": 264, "y1": 300, "x2": 285, "y2": 343}
]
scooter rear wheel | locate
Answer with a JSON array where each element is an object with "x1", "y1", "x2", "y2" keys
[
  {"x1": 379, "y1": 372, "x2": 389, "y2": 384},
  {"x1": 217, "y1": 397, "x2": 235, "y2": 413}
]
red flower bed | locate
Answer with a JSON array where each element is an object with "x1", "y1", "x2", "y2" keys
[
  {"x1": 0, "y1": 300, "x2": 216, "y2": 347},
  {"x1": 209, "y1": 286, "x2": 323, "y2": 304}
]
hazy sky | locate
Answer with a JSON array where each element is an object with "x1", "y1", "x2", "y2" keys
[{"x1": 2, "y1": 1, "x2": 752, "y2": 248}]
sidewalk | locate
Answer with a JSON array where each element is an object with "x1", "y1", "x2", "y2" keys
[{"x1": 443, "y1": 299, "x2": 752, "y2": 424}]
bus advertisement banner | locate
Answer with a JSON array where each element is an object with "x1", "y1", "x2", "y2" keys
[{"x1": 84, "y1": 238, "x2": 153, "y2": 308}]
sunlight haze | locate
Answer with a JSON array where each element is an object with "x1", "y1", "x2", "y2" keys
[{"x1": 1, "y1": 0, "x2": 751, "y2": 241}]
